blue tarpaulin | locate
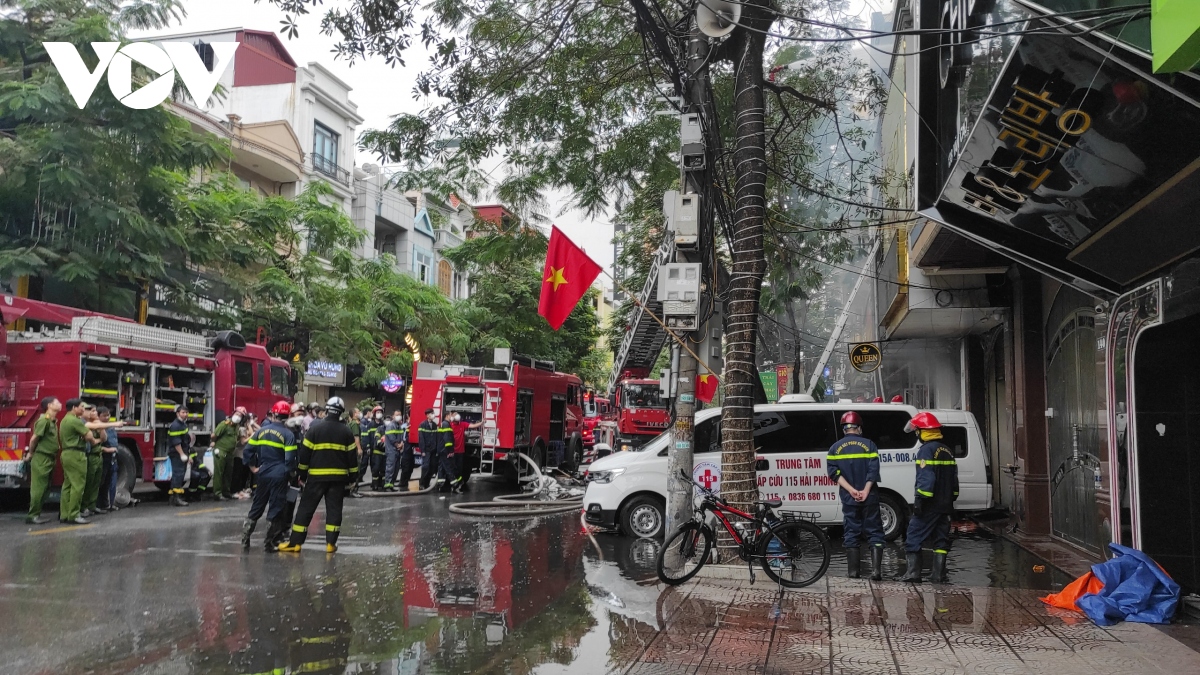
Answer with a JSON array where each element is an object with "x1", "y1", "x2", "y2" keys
[{"x1": 1073, "y1": 544, "x2": 1180, "y2": 626}]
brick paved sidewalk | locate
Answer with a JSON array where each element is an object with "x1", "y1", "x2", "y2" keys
[{"x1": 617, "y1": 574, "x2": 1200, "y2": 675}]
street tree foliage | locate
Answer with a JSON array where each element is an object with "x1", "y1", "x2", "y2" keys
[
  {"x1": 260, "y1": 0, "x2": 881, "y2": 530},
  {"x1": 441, "y1": 216, "x2": 605, "y2": 386}
]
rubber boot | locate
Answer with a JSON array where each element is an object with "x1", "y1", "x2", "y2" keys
[
  {"x1": 870, "y1": 545, "x2": 884, "y2": 581},
  {"x1": 846, "y1": 547, "x2": 861, "y2": 579},
  {"x1": 240, "y1": 518, "x2": 256, "y2": 550},
  {"x1": 930, "y1": 552, "x2": 948, "y2": 583},
  {"x1": 262, "y1": 520, "x2": 283, "y2": 552},
  {"x1": 900, "y1": 552, "x2": 922, "y2": 582}
]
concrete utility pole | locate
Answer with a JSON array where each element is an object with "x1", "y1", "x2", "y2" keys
[{"x1": 664, "y1": 22, "x2": 710, "y2": 540}]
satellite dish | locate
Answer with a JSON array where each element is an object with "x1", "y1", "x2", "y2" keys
[{"x1": 697, "y1": 0, "x2": 741, "y2": 38}]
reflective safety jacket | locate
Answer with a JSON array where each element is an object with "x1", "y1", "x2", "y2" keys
[
  {"x1": 298, "y1": 417, "x2": 358, "y2": 483},
  {"x1": 914, "y1": 440, "x2": 959, "y2": 514},
  {"x1": 382, "y1": 420, "x2": 406, "y2": 453},
  {"x1": 361, "y1": 420, "x2": 383, "y2": 456},
  {"x1": 245, "y1": 421, "x2": 297, "y2": 481},
  {"x1": 826, "y1": 433, "x2": 882, "y2": 506},
  {"x1": 417, "y1": 419, "x2": 450, "y2": 457},
  {"x1": 167, "y1": 418, "x2": 192, "y2": 458}
]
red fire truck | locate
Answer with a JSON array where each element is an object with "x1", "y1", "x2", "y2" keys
[
  {"x1": 0, "y1": 296, "x2": 292, "y2": 498},
  {"x1": 407, "y1": 354, "x2": 586, "y2": 481},
  {"x1": 610, "y1": 374, "x2": 671, "y2": 453}
]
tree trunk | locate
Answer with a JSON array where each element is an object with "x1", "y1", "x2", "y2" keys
[{"x1": 719, "y1": 15, "x2": 770, "y2": 560}]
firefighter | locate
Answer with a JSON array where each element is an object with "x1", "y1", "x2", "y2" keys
[
  {"x1": 167, "y1": 405, "x2": 195, "y2": 507},
  {"x1": 24, "y1": 397, "x2": 62, "y2": 525},
  {"x1": 279, "y1": 397, "x2": 358, "y2": 553},
  {"x1": 446, "y1": 412, "x2": 481, "y2": 493},
  {"x1": 241, "y1": 400, "x2": 297, "y2": 551},
  {"x1": 900, "y1": 412, "x2": 959, "y2": 583},
  {"x1": 382, "y1": 410, "x2": 406, "y2": 491},
  {"x1": 826, "y1": 411, "x2": 884, "y2": 580},
  {"x1": 211, "y1": 406, "x2": 245, "y2": 501},
  {"x1": 417, "y1": 408, "x2": 442, "y2": 490},
  {"x1": 360, "y1": 405, "x2": 385, "y2": 491},
  {"x1": 346, "y1": 407, "x2": 366, "y2": 498}
]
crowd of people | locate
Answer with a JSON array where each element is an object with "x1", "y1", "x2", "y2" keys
[{"x1": 21, "y1": 396, "x2": 478, "y2": 552}]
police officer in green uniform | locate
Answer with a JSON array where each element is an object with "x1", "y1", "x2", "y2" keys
[
  {"x1": 24, "y1": 397, "x2": 62, "y2": 525},
  {"x1": 80, "y1": 403, "x2": 104, "y2": 518},
  {"x1": 211, "y1": 407, "x2": 245, "y2": 500},
  {"x1": 58, "y1": 398, "x2": 91, "y2": 524},
  {"x1": 346, "y1": 407, "x2": 366, "y2": 498}
]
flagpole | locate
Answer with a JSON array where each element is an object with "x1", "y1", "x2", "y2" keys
[{"x1": 595, "y1": 267, "x2": 718, "y2": 379}]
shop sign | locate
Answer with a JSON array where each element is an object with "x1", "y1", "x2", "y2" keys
[
  {"x1": 759, "y1": 370, "x2": 779, "y2": 402},
  {"x1": 303, "y1": 360, "x2": 345, "y2": 386},
  {"x1": 381, "y1": 373, "x2": 405, "y2": 393},
  {"x1": 849, "y1": 343, "x2": 882, "y2": 373},
  {"x1": 930, "y1": 32, "x2": 1200, "y2": 288}
]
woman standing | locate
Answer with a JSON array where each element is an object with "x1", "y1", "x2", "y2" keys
[{"x1": 24, "y1": 397, "x2": 62, "y2": 525}]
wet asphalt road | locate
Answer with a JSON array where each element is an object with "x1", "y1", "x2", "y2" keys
[{"x1": 0, "y1": 482, "x2": 1075, "y2": 675}]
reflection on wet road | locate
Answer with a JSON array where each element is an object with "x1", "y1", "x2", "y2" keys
[{"x1": 0, "y1": 488, "x2": 1153, "y2": 674}]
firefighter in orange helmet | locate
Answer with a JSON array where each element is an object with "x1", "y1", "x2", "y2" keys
[
  {"x1": 826, "y1": 411, "x2": 884, "y2": 580},
  {"x1": 900, "y1": 412, "x2": 959, "y2": 583}
]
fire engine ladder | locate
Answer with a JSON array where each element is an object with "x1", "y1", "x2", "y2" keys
[
  {"x1": 607, "y1": 234, "x2": 676, "y2": 395},
  {"x1": 477, "y1": 384, "x2": 503, "y2": 476}
]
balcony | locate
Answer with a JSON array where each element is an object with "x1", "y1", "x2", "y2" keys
[
  {"x1": 306, "y1": 154, "x2": 352, "y2": 186},
  {"x1": 168, "y1": 101, "x2": 302, "y2": 183}
]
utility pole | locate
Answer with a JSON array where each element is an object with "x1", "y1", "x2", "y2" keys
[{"x1": 664, "y1": 21, "x2": 710, "y2": 540}]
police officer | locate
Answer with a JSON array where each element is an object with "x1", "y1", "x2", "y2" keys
[
  {"x1": 900, "y1": 412, "x2": 959, "y2": 583},
  {"x1": 211, "y1": 406, "x2": 245, "y2": 501},
  {"x1": 346, "y1": 407, "x2": 366, "y2": 498},
  {"x1": 826, "y1": 411, "x2": 885, "y2": 580},
  {"x1": 279, "y1": 397, "x2": 358, "y2": 553},
  {"x1": 382, "y1": 410, "x2": 406, "y2": 491},
  {"x1": 353, "y1": 407, "x2": 378, "y2": 492},
  {"x1": 416, "y1": 409, "x2": 442, "y2": 491},
  {"x1": 167, "y1": 405, "x2": 194, "y2": 507},
  {"x1": 242, "y1": 401, "x2": 298, "y2": 551}
]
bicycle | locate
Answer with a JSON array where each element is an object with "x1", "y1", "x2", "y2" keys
[{"x1": 656, "y1": 470, "x2": 832, "y2": 588}]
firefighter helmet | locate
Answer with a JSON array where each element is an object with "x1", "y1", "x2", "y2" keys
[
  {"x1": 891, "y1": 395, "x2": 904, "y2": 403},
  {"x1": 904, "y1": 411, "x2": 941, "y2": 433},
  {"x1": 290, "y1": 403, "x2": 304, "y2": 415},
  {"x1": 840, "y1": 411, "x2": 862, "y2": 427},
  {"x1": 325, "y1": 396, "x2": 345, "y2": 416},
  {"x1": 872, "y1": 397, "x2": 884, "y2": 403},
  {"x1": 271, "y1": 400, "x2": 292, "y2": 416}
]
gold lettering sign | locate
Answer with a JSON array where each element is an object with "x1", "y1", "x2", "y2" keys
[{"x1": 849, "y1": 343, "x2": 882, "y2": 374}]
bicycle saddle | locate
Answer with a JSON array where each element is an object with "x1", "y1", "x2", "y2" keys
[{"x1": 758, "y1": 498, "x2": 783, "y2": 509}]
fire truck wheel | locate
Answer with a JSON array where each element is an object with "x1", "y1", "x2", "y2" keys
[
  {"x1": 621, "y1": 494, "x2": 665, "y2": 539},
  {"x1": 114, "y1": 445, "x2": 139, "y2": 507},
  {"x1": 563, "y1": 436, "x2": 584, "y2": 472}
]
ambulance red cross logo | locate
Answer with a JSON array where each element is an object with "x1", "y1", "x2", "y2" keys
[{"x1": 693, "y1": 460, "x2": 721, "y2": 495}]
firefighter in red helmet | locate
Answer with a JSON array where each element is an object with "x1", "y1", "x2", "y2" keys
[
  {"x1": 900, "y1": 411, "x2": 959, "y2": 583},
  {"x1": 826, "y1": 411, "x2": 885, "y2": 580}
]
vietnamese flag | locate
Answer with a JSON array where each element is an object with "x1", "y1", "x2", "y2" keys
[
  {"x1": 696, "y1": 373, "x2": 719, "y2": 403},
  {"x1": 538, "y1": 226, "x2": 602, "y2": 330}
]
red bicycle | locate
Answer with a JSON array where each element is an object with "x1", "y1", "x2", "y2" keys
[{"x1": 656, "y1": 471, "x2": 832, "y2": 588}]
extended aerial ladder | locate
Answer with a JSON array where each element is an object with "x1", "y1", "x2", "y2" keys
[{"x1": 606, "y1": 234, "x2": 676, "y2": 395}]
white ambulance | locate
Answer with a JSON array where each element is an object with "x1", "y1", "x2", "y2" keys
[{"x1": 582, "y1": 398, "x2": 992, "y2": 539}]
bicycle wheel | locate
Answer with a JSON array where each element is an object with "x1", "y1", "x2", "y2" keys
[
  {"x1": 757, "y1": 520, "x2": 831, "y2": 588},
  {"x1": 657, "y1": 521, "x2": 713, "y2": 585}
]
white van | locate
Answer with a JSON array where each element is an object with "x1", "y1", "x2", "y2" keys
[{"x1": 582, "y1": 402, "x2": 992, "y2": 540}]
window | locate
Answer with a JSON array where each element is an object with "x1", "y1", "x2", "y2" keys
[
  {"x1": 754, "y1": 411, "x2": 838, "y2": 454},
  {"x1": 257, "y1": 362, "x2": 266, "y2": 391},
  {"x1": 838, "y1": 410, "x2": 916, "y2": 450},
  {"x1": 414, "y1": 248, "x2": 434, "y2": 284},
  {"x1": 941, "y1": 426, "x2": 970, "y2": 459},
  {"x1": 438, "y1": 260, "x2": 453, "y2": 295},
  {"x1": 193, "y1": 41, "x2": 215, "y2": 72},
  {"x1": 234, "y1": 360, "x2": 254, "y2": 387},
  {"x1": 312, "y1": 122, "x2": 340, "y2": 176},
  {"x1": 622, "y1": 383, "x2": 665, "y2": 409},
  {"x1": 271, "y1": 366, "x2": 289, "y2": 396},
  {"x1": 694, "y1": 417, "x2": 720, "y2": 454}
]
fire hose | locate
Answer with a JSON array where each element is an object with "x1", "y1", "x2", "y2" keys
[{"x1": 448, "y1": 452, "x2": 585, "y2": 517}]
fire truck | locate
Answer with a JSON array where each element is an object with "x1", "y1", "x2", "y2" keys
[
  {"x1": 610, "y1": 373, "x2": 671, "y2": 453},
  {"x1": 407, "y1": 353, "x2": 586, "y2": 481},
  {"x1": 0, "y1": 296, "x2": 292, "y2": 498}
]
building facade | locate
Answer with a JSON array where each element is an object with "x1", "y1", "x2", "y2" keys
[{"x1": 873, "y1": 0, "x2": 1200, "y2": 591}]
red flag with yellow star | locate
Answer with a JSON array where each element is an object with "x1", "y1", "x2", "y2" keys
[
  {"x1": 538, "y1": 226, "x2": 602, "y2": 330},
  {"x1": 696, "y1": 373, "x2": 719, "y2": 403}
]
